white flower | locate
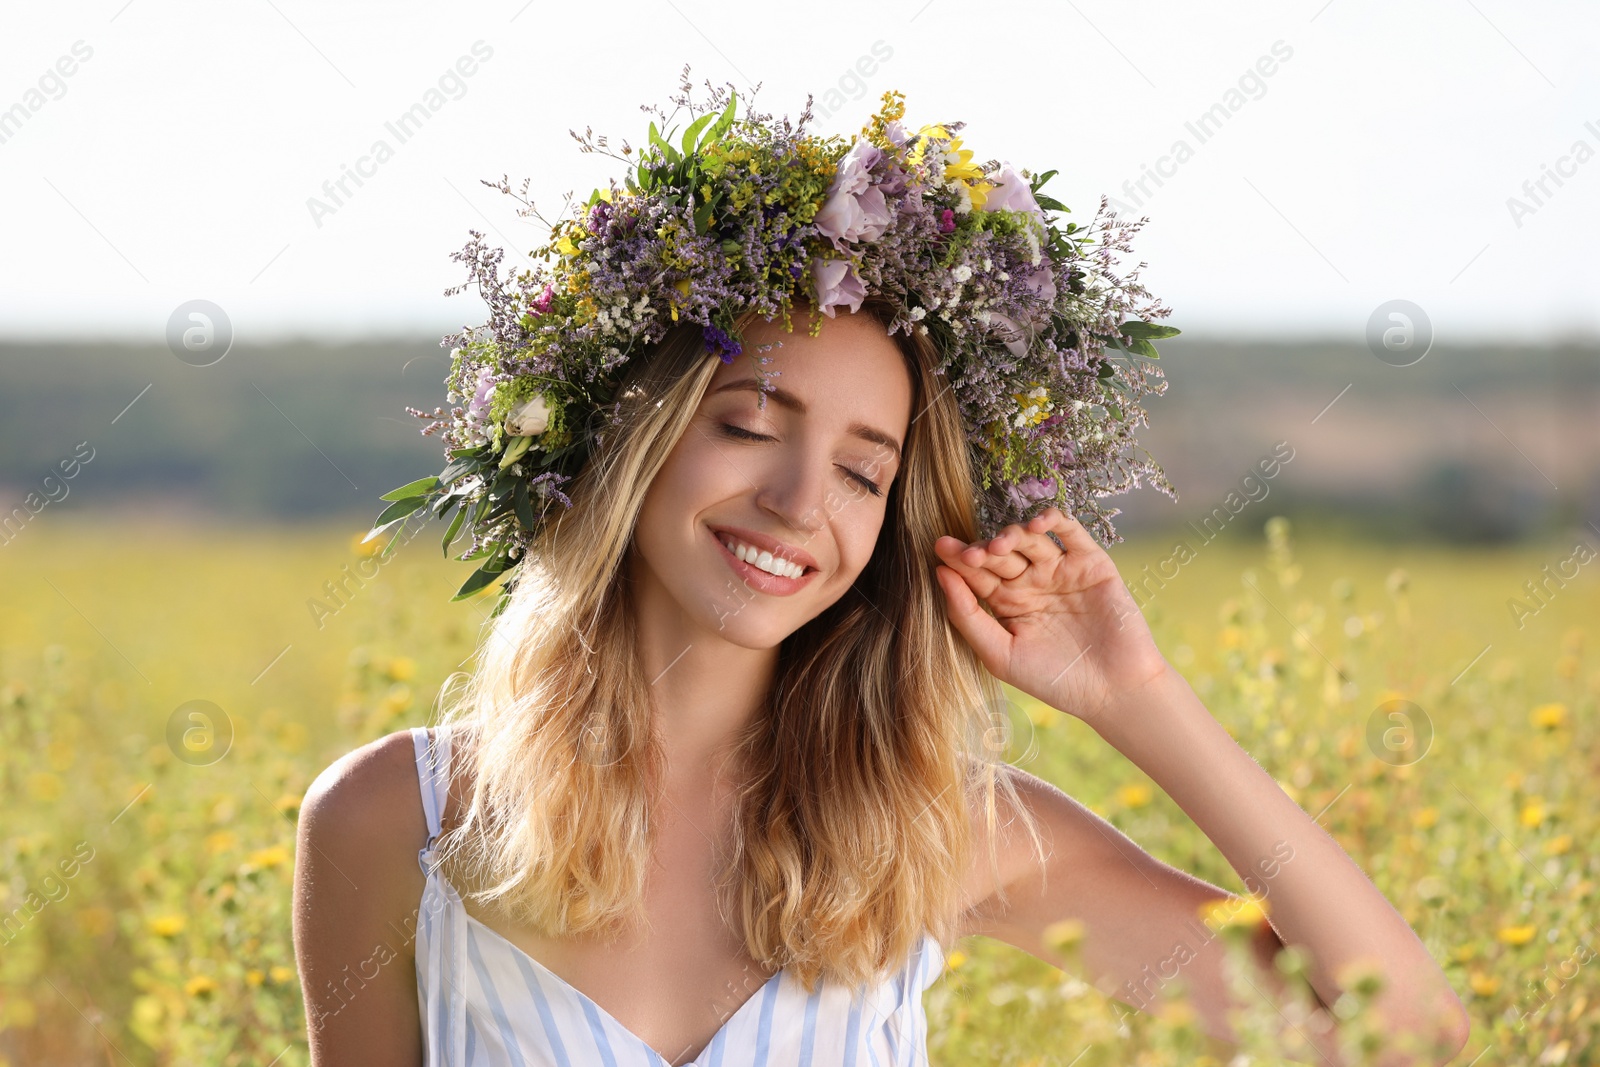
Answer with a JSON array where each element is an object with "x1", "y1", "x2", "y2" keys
[
  {"x1": 506, "y1": 394, "x2": 551, "y2": 437},
  {"x1": 951, "y1": 264, "x2": 973, "y2": 283}
]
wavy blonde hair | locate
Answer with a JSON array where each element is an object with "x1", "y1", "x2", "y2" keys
[{"x1": 431, "y1": 293, "x2": 1047, "y2": 990}]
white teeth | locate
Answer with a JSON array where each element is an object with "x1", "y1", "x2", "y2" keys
[{"x1": 720, "y1": 534, "x2": 805, "y2": 579}]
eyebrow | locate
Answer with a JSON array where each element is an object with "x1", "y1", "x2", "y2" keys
[{"x1": 709, "y1": 378, "x2": 903, "y2": 464}]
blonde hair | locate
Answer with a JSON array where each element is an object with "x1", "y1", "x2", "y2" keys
[{"x1": 431, "y1": 293, "x2": 1046, "y2": 990}]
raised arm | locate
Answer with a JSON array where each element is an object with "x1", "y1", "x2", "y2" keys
[{"x1": 934, "y1": 508, "x2": 1470, "y2": 1065}]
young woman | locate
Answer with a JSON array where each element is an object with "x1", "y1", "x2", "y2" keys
[{"x1": 292, "y1": 292, "x2": 1469, "y2": 1067}]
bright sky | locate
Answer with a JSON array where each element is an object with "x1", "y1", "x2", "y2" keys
[{"x1": 2, "y1": 0, "x2": 1597, "y2": 344}]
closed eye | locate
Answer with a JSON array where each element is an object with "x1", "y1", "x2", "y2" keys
[{"x1": 717, "y1": 423, "x2": 884, "y2": 497}]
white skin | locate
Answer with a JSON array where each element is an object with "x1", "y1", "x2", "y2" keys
[{"x1": 627, "y1": 304, "x2": 911, "y2": 783}]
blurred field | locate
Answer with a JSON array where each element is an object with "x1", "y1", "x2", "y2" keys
[{"x1": 0, "y1": 513, "x2": 1595, "y2": 1066}]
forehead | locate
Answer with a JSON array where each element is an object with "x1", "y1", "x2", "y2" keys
[{"x1": 709, "y1": 311, "x2": 913, "y2": 413}]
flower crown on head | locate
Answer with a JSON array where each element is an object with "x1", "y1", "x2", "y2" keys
[{"x1": 368, "y1": 70, "x2": 1179, "y2": 610}]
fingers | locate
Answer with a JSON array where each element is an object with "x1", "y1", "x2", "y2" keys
[{"x1": 1029, "y1": 507, "x2": 1099, "y2": 557}]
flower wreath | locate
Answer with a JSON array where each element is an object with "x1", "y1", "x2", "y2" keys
[{"x1": 368, "y1": 71, "x2": 1179, "y2": 611}]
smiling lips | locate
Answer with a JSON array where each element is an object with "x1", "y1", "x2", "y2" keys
[{"x1": 709, "y1": 525, "x2": 819, "y2": 595}]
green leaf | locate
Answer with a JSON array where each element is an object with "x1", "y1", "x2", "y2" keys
[
  {"x1": 1035, "y1": 195, "x2": 1070, "y2": 214},
  {"x1": 693, "y1": 201, "x2": 714, "y2": 236},
  {"x1": 440, "y1": 502, "x2": 467, "y2": 557},
  {"x1": 513, "y1": 476, "x2": 535, "y2": 530},
  {"x1": 379, "y1": 475, "x2": 440, "y2": 501},
  {"x1": 1120, "y1": 320, "x2": 1182, "y2": 341},
  {"x1": 371, "y1": 494, "x2": 429, "y2": 529},
  {"x1": 1030, "y1": 168, "x2": 1058, "y2": 191},
  {"x1": 680, "y1": 111, "x2": 716, "y2": 157},
  {"x1": 452, "y1": 560, "x2": 507, "y2": 601},
  {"x1": 706, "y1": 92, "x2": 738, "y2": 144},
  {"x1": 1127, "y1": 337, "x2": 1160, "y2": 360},
  {"x1": 1096, "y1": 359, "x2": 1117, "y2": 379}
]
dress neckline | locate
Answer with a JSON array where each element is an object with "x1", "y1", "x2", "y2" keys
[{"x1": 460, "y1": 906, "x2": 785, "y2": 1066}]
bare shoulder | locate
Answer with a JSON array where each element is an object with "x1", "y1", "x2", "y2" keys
[{"x1": 293, "y1": 728, "x2": 430, "y2": 1066}]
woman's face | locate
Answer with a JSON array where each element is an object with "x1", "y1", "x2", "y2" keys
[{"x1": 630, "y1": 306, "x2": 914, "y2": 649}]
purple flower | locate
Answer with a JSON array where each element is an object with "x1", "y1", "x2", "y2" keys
[
  {"x1": 1018, "y1": 264, "x2": 1057, "y2": 305},
  {"x1": 939, "y1": 208, "x2": 956, "y2": 234},
  {"x1": 812, "y1": 257, "x2": 867, "y2": 317},
  {"x1": 465, "y1": 364, "x2": 497, "y2": 422},
  {"x1": 704, "y1": 323, "x2": 741, "y2": 364},
  {"x1": 1002, "y1": 475, "x2": 1058, "y2": 514},
  {"x1": 814, "y1": 139, "x2": 892, "y2": 252},
  {"x1": 981, "y1": 164, "x2": 1045, "y2": 219},
  {"x1": 531, "y1": 283, "x2": 555, "y2": 315}
]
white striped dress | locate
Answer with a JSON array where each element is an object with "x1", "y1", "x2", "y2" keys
[{"x1": 410, "y1": 726, "x2": 947, "y2": 1067}]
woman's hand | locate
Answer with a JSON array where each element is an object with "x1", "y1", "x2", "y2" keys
[{"x1": 933, "y1": 506, "x2": 1170, "y2": 724}]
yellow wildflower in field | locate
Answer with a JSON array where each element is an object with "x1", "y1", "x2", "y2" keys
[
  {"x1": 246, "y1": 969, "x2": 264, "y2": 987},
  {"x1": 1043, "y1": 919, "x2": 1085, "y2": 953},
  {"x1": 1468, "y1": 971, "x2": 1500, "y2": 997},
  {"x1": 27, "y1": 772, "x2": 62, "y2": 802},
  {"x1": 1530, "y1": 702, "x2": 1567, "y2": 729},
  {"x1": 270, "y1": 965, "x2": 296, "y2": 984},
  {"x1": 274, "y1": 792, "x2": 302, "y2": 817},
  {"x1": 184, "y1": 975, "x2": 217, "y2": 998},
  {"x1": 1545, "y1": 834, "x2": 1573, "y2": 856},
  {"x1": 1520, "y1": 800, "x2": 1546, "y2": 828},
  {"x1": 1219, "y1": 626, "x2": 1244, "y2": 650},
  {"x1": 387, "y1": 656, "x2": 416, "y2": 681},
  {"x1": 247, "y1": 845, "x2": 291, "y2": 870},
  {"x1": 944, "y1": 950, "x2": 966, "y2": 971},
  {"x1": 205, "y1": 830, "x2": 238, "y2": 855},
  {"x1": 1199, "y1": 895, "x2": 1269, "y2": 932},
  {"x1": 1412, "y1": 807, "x2": 1439, "y2": 830},
  {"x1": 149, "y1": 914, "x2": 186, "y2": 938},
  {"x1": 1497, "y1": 925, "x2": 1537, "y2": 946},
  {"x1": 1116, "y1": 784, "x2": 1153, "y2": 808}
]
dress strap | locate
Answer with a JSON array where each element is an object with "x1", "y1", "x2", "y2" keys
[{"x1": 410, "y1": 725, "x2": 451, "y2": 850}]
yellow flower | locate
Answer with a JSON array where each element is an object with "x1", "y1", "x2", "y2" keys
[
  {"x1": 248, "y1": 845, "x2": 291, "y2": 870},
  {"x1": 1043, "y1": 919, "x2": 1085, "y2": 953},
  {"x1": 274, "y1": 792, "x2": 303, "y2": 817},
  {"x1": 270, "y1": 965, "x2": 296, "y2": 984},
  {"x1": 671, "y1": 277, "x2": 690, "y2": 322},
  {"x1": 1530, "y1": 702, "x2": 1567, "y2": 729},
  {"x1": 205, "y1": 830, "x2": 238, "y2": 855},
  {"x1": 27, "y1": 772, "x2": 62, "y2": 803},
  {"x1": 944, "y1": 950, "x2": 966, "y2": 971},
  {"x1": 149, "y1": 914, "x2": 186, "y2": 938},
  {"x1": 1452, "y1": 944, "x2": 1477, "y2": 963},
  {"x1": 1468, "y1": 971, "x2": 1500, "y2": 997},
  {"x1": 1219, "y1": 626, "x2": 1244, "y2": 650},
  {"x1": 1199, "y1": 895, "x2": 1269, "y2": 932},
  {"x1": 1544, "y1": 834, "x2": 1573, "y2": 856},
  {"x1": 1496, "y1": 925, "x2": 1537, "y2": 946},
  {"x1": 184, "y1": 975, "x2": 217, "y2": 998},
  {"x1": 1116, "y1": 784, "x2": 1153, "y2": 809},
  {"x1": 1519, "y1": 800, "x2": 1546, "y2": 828},
  {"x1": 245, "y1": 969, "x2": 265, "y2": 987},
  {"x1": 1412, "y1": 807, "x2": 1439, "y2": 830},
  {"x1": 386, "y1": 656, "x2": 416, "y2": 681}
]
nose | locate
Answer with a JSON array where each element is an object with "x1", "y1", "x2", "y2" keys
[{"x1": 752, "y1": 451, "x2": 830, "y2": 542}]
